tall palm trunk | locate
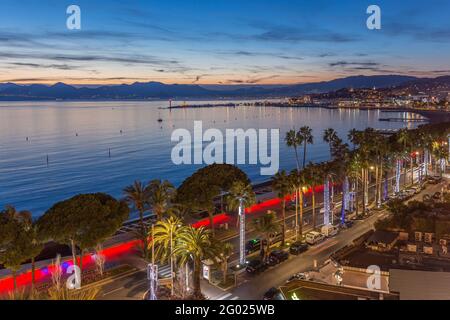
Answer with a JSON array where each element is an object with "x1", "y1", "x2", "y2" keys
[
  {"x1": 362, "y1": 169, "x2": 366, "y2": 214},
  {"x1": 355, "y1": 179, "x2": 359, "y2": 216},
  {"x1": 410, "y1": 156, "x2": 414, "y2": 185},
  {"x1": 208, "y1": 210, "x2": 215, "y2": 236},
  {"x1": 378, "y1": 162, "x2": 383, "y2": 207},
  {"x1": 374, "y1": 165, "x2": 379, "y2": 206},
  {"x1": 312, "y1": 189, "x2": 316, "y2": 228},
  {"x1": 299, "y1": 191, "x2": 304, "y2": 237},
  {"x1": 294, "y1": 148, "x2": 300, "y2": 172},
  {"x1": 193, "y1": 258, "x2": 201, "y2": 297},
  {"x1": 222, "y1": 261, "x2": 228, "y2": 284},
  {"x1": 295, "y1": 189, "x2": 299, "y2": 240},
  {"x1": 138, "y1": 208, "x2": 148, "y2": 259},
  {"x1": 281, "y1": 199, "x2": 286, "y2": 246},
  {"x1": 302, "y1": 143, "x2": 307, "y2": 169}
]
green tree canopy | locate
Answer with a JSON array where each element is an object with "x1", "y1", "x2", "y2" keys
[
  {"x1": 37, "y1": 193, "x2": 129, "y2": 267},
  {"x1": 0, "y1": 206, "x2": 42, "y2": 290}
]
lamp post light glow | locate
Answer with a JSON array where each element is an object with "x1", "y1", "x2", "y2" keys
[
  {"x1": 148, "y1": 225, "x2": 158, "y2": 300},
  {"x1": 239, "y1": 198, "x2": 246, "y2": 266},
  {"x1": 147, "y1": 263, "x2": 158, "y2": 300},
  {"x1": 395, "y1": 159, "x2": 401, "y2": 194},
  {"x1": 324, "y1": 176, "x2": 330, "y2": 226}
]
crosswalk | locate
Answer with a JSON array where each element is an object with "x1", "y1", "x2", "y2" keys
[
  {"x1": 212, "y1": 292, "x2": 240, "y2": 300},
  {"x1": 158, "y1": 265, "x2": 172, "y2": 279}
]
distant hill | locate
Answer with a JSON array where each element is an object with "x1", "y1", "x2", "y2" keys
[
  {"x1": 393, "y1": 75, "x2": 450, "y2": 94},
  {"x1": 0, "y1": 75, "x2": 439, "y2": 101}
]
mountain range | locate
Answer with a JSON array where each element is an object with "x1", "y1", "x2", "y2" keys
[{"x1": 0, "y1": 75, "x2": 448, "y2": 101}]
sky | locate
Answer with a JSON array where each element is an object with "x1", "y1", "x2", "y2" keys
[{"x1": 0, "y1": 0, "x2": 449, "y2": 85}]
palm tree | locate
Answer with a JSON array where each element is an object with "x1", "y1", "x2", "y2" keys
[
  {"x1": 304, "y1": 163, "x2": 321, "y2": 229},
  {"x1": 151, "y1": 217, "x2": 184, "y2": 297},
  {"x1": 285, "y1": 129, "x2": 303, "y2": 171},
  {"x1": 147, "y1": 179, "x2": 176, "y2": 221},
  {"x1": 300, "y1": 126, "x2": 314, "y2": 169},
  {"x1": 151, "y1": 217, "x2": 184, "y2": 263},
  {"x1": 289, "y1": 169, "x2": 306, "y2": 240},
  {"x1": 348, "y1": 152, "x2": 363, "y2": 216},
  {"x1": 271, "y1": 170, "x2": 290, "y2": 246},
  {"x1": 323, "y1": 128, "x2": 337, "y2": 158},
  {"x1": 397, "y1": 128, "x2": 415, "y2": 185},
  {"x1": 251, "y1": 212, "x2": 280, "y2": 262},
  {"x1": 216, "y1": 243, "x2": 234, "y2": 284},
  {"x1": 173, "y1": 226, "x2": 218, "y2": 298},
  {"x1": 124, "y1": 181, "x2": 151, "y2": 259},
  {"x1": 348, "y1": 128, "x2": 362, "y2": 150},
  {"x1": 433, "y1": 145, "x2": 449, "y2": 177},
  {"x1": 226, "y1": 181, "x2": 255, "y2": 265}
]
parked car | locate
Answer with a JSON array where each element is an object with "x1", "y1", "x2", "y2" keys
[
  {"x1": 246, "y1": 259, "x2": 267, "y2": 274},
  {"x1": 289, "y1": 241, "x2": 309, "y2": 255},
  {"x1": 412, "y1": 185, "x2": 423, "y2": 194},
  {"x1": 269, "y1": 232, "x2": 284, "y2": 245},
  {"x1": 245, "y1": 239, "x2": 261, "y2": 254},
  {"x1": 268, "y1": 250, "x2": 289, "y2": 266},
  {"x1": 263, "y1": 287, "x2": 282, "y2": 300},
  {"x1": 343, "y1": 220, "x2": 354, "y2": 229},
  {"x1": 433, "y1": 192, "x2": 442, "y2": 200},
  {"x1": 428, "y1": 176, "x2": 442, "y2": 184},
  {"x1": 287, "y1": 272, "x2": 309, "y2": 282},
  {"x1": 321, "y1": 224, "x2": 339, "y2": 237},
  {"x1": 305, "y1": 231, "x2": 326, "y2": 245}
]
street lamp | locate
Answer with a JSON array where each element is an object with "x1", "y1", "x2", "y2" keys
[
  {"x1": 148, "y1": 225, "x2": 158, "y2": 300},
  {"x1": 238, "y1": 198, "x2": 246, "y2": 266}
]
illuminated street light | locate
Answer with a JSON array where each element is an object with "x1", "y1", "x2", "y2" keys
[{"x1": 238, "y1": 198, "x2": 246, "y2": 266}]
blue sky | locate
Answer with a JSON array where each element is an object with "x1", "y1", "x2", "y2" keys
[{"x1": 0, "y1": 0, "x2": 449, "y2": 84}]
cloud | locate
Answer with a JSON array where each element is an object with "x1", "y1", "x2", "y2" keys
[
  {"x1": 7, "y1": 62, "x2": 78, "y2": 70},
  {"x1": 384, "y1": 22, "x2": 450, "y2": 42},
  {"x1": 0, "y1": 51, "x2": 188, "y2": 72},
  {"x1": 226, "y1": 75, "x2": 279, "y2": 84},
  {"x1": 2, "y1": 76, "x2": 156, "y2": 83},
  {"x1": 209, "y1": 50, "x2": 303, "y2": 61},
  {"x1": 328, "y1": 61, "x2": 380, "y2": 68}
]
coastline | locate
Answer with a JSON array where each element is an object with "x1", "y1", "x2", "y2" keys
[{"x1": 162, "y1": 101, "x2": 450, "y2": 124}]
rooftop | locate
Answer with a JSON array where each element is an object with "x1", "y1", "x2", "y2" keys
[{"x1": 279, "y1": 280, "x2": 398, "y2": 300}]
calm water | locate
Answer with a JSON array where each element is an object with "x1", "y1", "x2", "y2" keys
[{"x1": 0, "y1": 101, "x2": 424, "y2": 217}]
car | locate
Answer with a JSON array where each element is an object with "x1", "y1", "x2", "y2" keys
[
  {"x1": 287, "y1": 272, "x2": 309, "y2": 282},
  {"x1": 428, "y1": 176, "x2": 442, "y2": 184},
  {"x1": 246, "y1": 259, "x2": 267, "y2": 274},
  {"x1": 305, "y1": 231, "x2": 326, "y2": 245},
  {"x1": 403, "y1": 190, "x2": 415, "y2": 199},
  {"x1": 321, "y1": 224, "x2": 339, "y2": 237},
  {"x1": 343, "y1": 220, "x2": 354, "y2": 228},
  {"x1": 263, "y1": 287, "x2": 281, "y2": 300},
  {"x1": 433, "y1": 192, "x2": 442, "y2": 200},
  {"x1": 269, "y1": 232, "x2": 284, "y2": 245},
  {"x1": 245, "y1": 239, "x2": 261, "y2": 254},
  {"x1": 268, "y1": 250, "x2": 289, "y2": 265},
  {"x1": 289, "y1": 241, "x2": 309, "y2": 255}
]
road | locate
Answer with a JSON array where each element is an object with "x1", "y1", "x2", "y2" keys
[{"x1": 99, "y1": 169, "x2": 436, "y2": 300}]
